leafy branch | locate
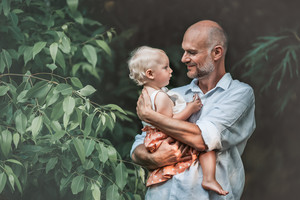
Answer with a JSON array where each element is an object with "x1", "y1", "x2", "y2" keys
[{"x1": 233, "y1": 29, "x2": 300, "y2": 113}]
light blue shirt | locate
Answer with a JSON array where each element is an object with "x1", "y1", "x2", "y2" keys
[{"x1": 130, "y1": 73, "x2": 256, "y2": 200}]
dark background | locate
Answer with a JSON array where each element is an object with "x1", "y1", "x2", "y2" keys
[{"x1": 85, "y1": 0, "x2": 300, "y2": 199}]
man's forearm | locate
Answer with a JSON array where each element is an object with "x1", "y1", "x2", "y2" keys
[{"x1": 144, "y1": 109, "x2": 207, "y2": 151}]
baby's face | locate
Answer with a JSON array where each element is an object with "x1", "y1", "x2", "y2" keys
[{"x1": 152, "y1": 53, "x2": 173, "y2": 88}]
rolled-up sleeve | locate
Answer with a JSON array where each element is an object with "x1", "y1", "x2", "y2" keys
[
  {"x1": 196, "y1": 120, "x2": 222, "y2": 151},
  {"x1": 130, "y1": 132, "x2": 146, "y2": 158}
]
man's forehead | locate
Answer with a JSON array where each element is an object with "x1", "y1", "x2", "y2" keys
[{"x1": 182, "y1": 35, "x2": 206, "y2": 51}]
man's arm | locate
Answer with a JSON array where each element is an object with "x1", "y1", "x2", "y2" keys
[
  {"x1": 137, "y1": 89, "x2": 207, "y2": 151},
  {"x1": 132, "y1": 137, "x2": 192, "y2": 170}
]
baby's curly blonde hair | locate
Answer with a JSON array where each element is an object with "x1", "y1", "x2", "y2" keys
[{"x1": 128, "y1": 46, "x2": 166, "y2": 85}]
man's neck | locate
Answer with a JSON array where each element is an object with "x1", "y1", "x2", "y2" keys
[{"x1": 197, "y1": 72, "x2": 225, "y2": 94}]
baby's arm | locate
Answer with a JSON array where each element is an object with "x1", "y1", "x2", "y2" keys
[
  {"x1": 173, "y1": 95, "x2": 202, "y2": 121},
  {"x1": 154, "y1": 92, "x2": 174, "y2": 117}
]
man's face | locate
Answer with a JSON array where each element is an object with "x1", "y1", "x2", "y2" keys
[{"x1": 181, "y1": 31, "x2": 215, "y2": 79}]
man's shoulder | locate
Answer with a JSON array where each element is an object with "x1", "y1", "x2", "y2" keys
[
  {"x1": 229, "y1": 78, "x2": 255, "y2": 100},
  {"x1": 229, "y1": 75, "x2": 253, "y2": 91}
]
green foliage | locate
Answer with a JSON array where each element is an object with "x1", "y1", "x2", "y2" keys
[
  {"x1": 234, "y1": 30, "x2": 300, "y2": 113},
  {"x1": 0, "y1": 0, "x2": 146, "y2": 199}
]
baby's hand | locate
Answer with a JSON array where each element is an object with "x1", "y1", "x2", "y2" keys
[{"x1": 186, "y1": 94, "x2": 202, "y2": 113}]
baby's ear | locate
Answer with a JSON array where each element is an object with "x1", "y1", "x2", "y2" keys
[{"x1": 145, "y1": 69, "x2": 154, "y2": 79}]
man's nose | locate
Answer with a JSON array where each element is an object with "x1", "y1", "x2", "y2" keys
[{"x1": 181, "y1": 52, "x2": 189, "y2": 63}]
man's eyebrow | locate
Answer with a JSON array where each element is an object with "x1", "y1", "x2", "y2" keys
[{"x1": 182, "y1": 47, "x2": 197, "y2": 51}]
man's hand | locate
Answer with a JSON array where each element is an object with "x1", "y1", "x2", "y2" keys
[
  {"x1": 151, "y1": 137, "x2": 192, "y2": 168},
  {"x1": 136, "y1": 89, "x2": 152, "y2": 122},
  {"x1": 131, "y1": 137, "x2": 192, "y2": 170}
]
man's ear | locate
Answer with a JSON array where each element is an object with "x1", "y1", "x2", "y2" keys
[
  {"x1": 212, "y1": 45, "x2": 223, "y2": 61},
  {"x1": 145, "y1": 69, "x2": 154, "y2": 79}
]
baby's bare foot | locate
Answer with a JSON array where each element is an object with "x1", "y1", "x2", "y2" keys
[{"x1": 202, "y1": 180, "x2": 229, "y2": 196}]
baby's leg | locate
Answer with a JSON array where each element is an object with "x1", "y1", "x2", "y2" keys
[{"x1": 199, "y1": 151, "x2": 229, "y2": 195}]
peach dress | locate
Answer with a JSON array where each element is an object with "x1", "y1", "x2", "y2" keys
[{"x1": 142, "y1": 89, "x2": 198, "y2": 187}]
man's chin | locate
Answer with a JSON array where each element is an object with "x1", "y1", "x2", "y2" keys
[{"x1": 187, "y1": 72, "x2": 197, "y2": 79}]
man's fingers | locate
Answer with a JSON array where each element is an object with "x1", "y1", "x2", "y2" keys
[
  {"x1": 181, "y1": 145, "x2": 189, "y2": 156},
  {"x1": 178, "y1": 155, "x2": 192, "y2": 162},
  {"x1": 174, "y1": 140, "x2": 181, "y2": 149},
  {"x1": 165, "y1": 137, "x2": 175, "y2": 144}
]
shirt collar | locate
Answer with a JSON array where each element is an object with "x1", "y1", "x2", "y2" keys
[{"x1": 185, "y1": 73, "x2": 232, "y2": 94}]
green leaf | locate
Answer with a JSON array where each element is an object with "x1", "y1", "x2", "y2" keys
[
  {"x1": 71, "y1": 11, "x2": 83, "y2": 24},
  {"x1": 61, "y1": 157, "x2": 72, "y2": 172},
  {"x1": 104, "y1": 113, "x2": 115, "y2": 131},
  {"x1": 63, "y1": 96, "x2": 75, "y2": 115},
  {"x1": 98, "y1": 143, "x2": 108, "y2": 163},
  {"x1": 77, "y1": 85, "x2": 96, "y2": 96},
  {"x1": 56, "y1": 49, "x2": 66, "y2": 71},
  {"x1": 71, "y1": 175, "x2": 84, "y2": 195},
  {"x1": 17, "y1": 90, "x2": 28, "y2": 103},
  {"x1": 91, "y1": 183, "x2": 101, "y2": 200},
  {"x1": 2, "y1": 0, "x2": 11, "y2": 16},
  {"x1": 104, "y1": 104, "x2": 127, "y2": 115},
  {"x1": 134, "y1": 194, "x2": 142, "y2": 200},
  {"x1": 75, "y1": 108, "x2": 83, "y2": 128},
  {"x1": 51, "y1": 130, "x2": 65, "y2": 142},
  {"x1": 0, "y1": 130, "x2": 12, "y2": 158},
  {"x1": 13, "y1": 133, "x2": 20, "y2": 148},
  {"x1": 54, "y1": 83, "x2": 73, "y2": 95},
  {"x1": 63, "y1": 113, "x2": 70, "y2": 129},
  {"x1": 84, "y1": 139, "x2": 95, "y2": 157},
  {"x1": 60, "y1": 174, "x2": 73, "y2": 191},
  {"x1": 83, "y1": 159, "x2": 94, "y2": 170},
  {"x1": 1, "y1": 49, "x2": 12, "y2": 71},
  {"x1": 0, "y1": 172, "x2": 7, "y2": 193},
  {"x1": 31, "y1": 116, "x2": 43, "y2": 138},
  {"x1": 8, "y1": 174, "x2": 14, "y2": 191},
  {"x1": 0, "y1": 86, "x2": 9, "y2": 96},
  {"x1": 23, "y1": 46, "x2": 33, "y2": 65},
  {"x1": 67, "y1": 0, "x2": 79, "y2": 13},
  {"x1": 107, "y1": 146, "x2": 117, "y2": 162},
  {"x1": 6, "y1": 159, "x2": 23, "y2": 166},
  {"x1": 106, "y1": 184, "x2": 120, "y2": 200},
  {"x1": 15, "y1": 111, "x2": 27, "y2": 134},
  {"x1": 32, "y1": 41, "x2": 46, "y2": 59},
  {"x1": 81, "y1": 62, "x2": 100, "y2": 79},
  {"x1": 138, "y1": 167, "x2": 145, "y2": 184},
  {"x1": 71, "y1": 77, "x2": 83, "y2": 89},
  {"x1": 12, "y1": 172, "x2": 22, "y2": 194},
  {"x1": 26, "y1": 81, "x2": 52, "y2": 99},
  {"x1": 46, "y1": 88, "x2": 59, "y2": 106},
  {"x1": 50, "y1": 42, "x2": 58, "y2": 63},
  {"x1": 115, "y1": 162, "x2": 128, "y2": 190},
  {"x1": 72, "y1": 63, "x2": 81, "y2": 76},
  {"x1": 83, "y1": 113, "x2": 95, "y2": 137},
  {"x1": 46, "y1": 157, "x2": 58, "y2": 174},
  {"x1": 73, "y1": 138, "x2": 85, "y2": 164},
  {"x1": 59, "y1": 35, "x2": 71, "y2": 54},
  {"x1": 82, "y1": 45, "x2": 97, "y2": 67},
  {"x1": 46, "y1": 63, "x2": 57, "y2": 71},
  {"x1": 51, "y1": 102, "x2": 64, "y2": 120},
  {"x1": 9, "y1": 12, "x2": 18, "y2": 26},
  {"x1": 96, "y1": 40, "x2": 112, "y2": 56}
]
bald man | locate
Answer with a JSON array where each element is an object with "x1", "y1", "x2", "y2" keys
[{"x1": 130, "y1": 20, "x2": 256, "y2": 200}]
